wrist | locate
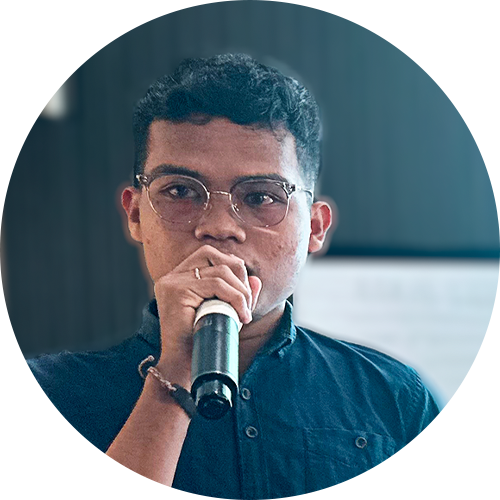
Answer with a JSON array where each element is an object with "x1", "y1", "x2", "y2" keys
[
  {"x1": 156, "y1": 353, "x2": 192, "y2": 389},
  {"x1": 139, "y1": 356, "x2": 196, "y2": 418}
]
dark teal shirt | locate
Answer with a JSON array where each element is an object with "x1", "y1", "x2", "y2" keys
[{"x1": 28, "y1": 301, "x2": 439, "y2": 498}]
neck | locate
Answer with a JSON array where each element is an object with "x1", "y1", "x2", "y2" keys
[{"x1": 238, "y1": 302, "x2": 286, "y2": 376}]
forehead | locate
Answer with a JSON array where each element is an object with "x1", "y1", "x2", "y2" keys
[{"x1": 145, "y1": 118, "x2": 301, "y2": 184}]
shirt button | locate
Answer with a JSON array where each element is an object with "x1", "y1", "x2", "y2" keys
[
  {"x1": 245, "y1": 426, "x2": 259, "y2": 438},
  {"x1": 240, "y1": 388, "x2": 251, "y2": 400},
  {"x1": 355, "y1": 436, "x2": 368, "y2": 449}
]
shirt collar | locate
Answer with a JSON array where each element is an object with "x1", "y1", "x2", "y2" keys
[
  {"x1": 137, "y1": 299, "x2": 297, "y2": 357},
  {"x1": 136, "y1": 299, "x2": 161, "y2": 348},
  {"x1": 257, "y1": 300, "x2": 296, "y2": 358}
]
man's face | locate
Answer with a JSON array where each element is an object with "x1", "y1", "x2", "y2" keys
[{"x1": 123, "y1": 118, "x2": 331, "y2": 320}]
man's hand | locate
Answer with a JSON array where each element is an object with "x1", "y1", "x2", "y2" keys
[{"x1": 153, "y1": 246, "x2": 262, "y2": 387}]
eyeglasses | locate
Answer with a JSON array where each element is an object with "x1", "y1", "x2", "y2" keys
[{"x1": 136, "y1": 173, "x2": 313, "y2": 228}]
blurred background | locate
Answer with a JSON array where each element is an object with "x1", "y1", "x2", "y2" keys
[{"x1": 1, "y1": 1, "x2": 498, "y2": 408}]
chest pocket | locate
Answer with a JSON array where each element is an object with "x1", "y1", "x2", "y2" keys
[{"x1": 304, "y1": 428, "x2": 397, "y2": 491}]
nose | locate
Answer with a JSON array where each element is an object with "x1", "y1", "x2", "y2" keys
[{"x1": 194, "y1": 191, "x2": 247, "y2": 242}]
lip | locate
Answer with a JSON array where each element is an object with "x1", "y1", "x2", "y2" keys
[{"x1": 246, "y1": 266, "x2": 257, "y2": 277}]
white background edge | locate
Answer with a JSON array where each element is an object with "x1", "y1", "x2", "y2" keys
[{"x1": 0, "y1": 1, "x2": 498, "y2": 499}]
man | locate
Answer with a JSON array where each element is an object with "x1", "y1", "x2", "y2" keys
[{"x1": 28, "y1": 54, "x2": 439, "y2": 498}]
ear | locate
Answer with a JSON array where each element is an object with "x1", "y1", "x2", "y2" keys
[
  {"x1": 121, "y1": 186, "x2": 143, "y2": 243},
  {"x1": 308, "y1": 199, "x2": 337, "y2": 255}
]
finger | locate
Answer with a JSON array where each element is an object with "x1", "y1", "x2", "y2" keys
[
  {"x1": 197, "y1": 265, "x2": 252, "y2": 309},
  {"x1": 154, "y1": 270, "x2": 251, "y2": 324},
  {"x1": 204, "y1": 249, "x2": 250, "y2": 290},
  {"x1": 187, "y1": 276, "x2": 252, "y2": 324},
  {"x1": 175, "y1": 246, "x2": 251, "y2": 293}
]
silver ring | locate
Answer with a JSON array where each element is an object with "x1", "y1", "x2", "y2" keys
[{"x1": 194, "y1": 267, "x2": 201, "y2": 280}]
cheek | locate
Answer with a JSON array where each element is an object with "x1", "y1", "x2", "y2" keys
[
  {"x1": 261, "y1": 218, "x2": 310, "y2": 285},
  {"x1": 139, "y1": 216, "x2": 187, "y2": 281}
]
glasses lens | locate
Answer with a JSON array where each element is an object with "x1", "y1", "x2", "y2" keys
[
  {"x1": 232, "y1": 180, "x2": 289, "y2": 227},
  {"x1": 148, "y1": 175, "x2": 207, "y2": 223}
]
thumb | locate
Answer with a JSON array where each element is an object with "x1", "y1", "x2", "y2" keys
[{"x1": 248, "y1": 276, "x2": 262, "y2": 311}]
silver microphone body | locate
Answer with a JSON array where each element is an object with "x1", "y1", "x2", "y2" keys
[{"x1": 191, "y1": 299, "x2": 242, "y2": 420}]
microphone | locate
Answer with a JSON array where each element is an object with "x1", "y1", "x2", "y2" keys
[{"x1": 191, "y1": 299, "x2": 242, "y2": 420}]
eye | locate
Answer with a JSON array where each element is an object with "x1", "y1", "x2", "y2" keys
[
  {"x1": 161, "y1": 183, "x2": 202, "y2": 201},
  {"x1": 244, "y1": 191, "x2": 277, "y2": 207},
  {"x1": 240, "y1": 183, "x2": 288, "y2": 208}
]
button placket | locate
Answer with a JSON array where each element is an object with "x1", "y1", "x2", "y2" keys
[
  {"x1": 241, "y1": 388, "x2": 258, "y2": 438},
  {"x1": 235, "y1": 378, "x2": 269, "y2": 498}
]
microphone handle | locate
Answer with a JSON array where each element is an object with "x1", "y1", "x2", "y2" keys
[{"x1": 191, "y1": 300, "x2": 242, "y2": 420}]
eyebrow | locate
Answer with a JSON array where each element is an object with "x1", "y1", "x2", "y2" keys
[
  {"x1": 149, "y1": 164, "x2": 205, "y2": 180},
  {"x1": 149, "y1": 164, "x2": 290, "y2": 185},
  {"x1": 234, "y1": 173, "x2": 289, "y2": 184}
]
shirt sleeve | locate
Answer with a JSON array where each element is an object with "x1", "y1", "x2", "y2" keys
[{"x1": 404, "y1": 366, "x2": 440, "y2": 443}]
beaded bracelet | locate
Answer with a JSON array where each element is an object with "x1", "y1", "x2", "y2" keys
[{"x1": 138, "y1": 355, "x2": 197, "y2": 419}]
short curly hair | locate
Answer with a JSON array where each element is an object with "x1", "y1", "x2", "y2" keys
[{"x1": 132, "y1": 54, "x2": 321, "y2": 187}]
